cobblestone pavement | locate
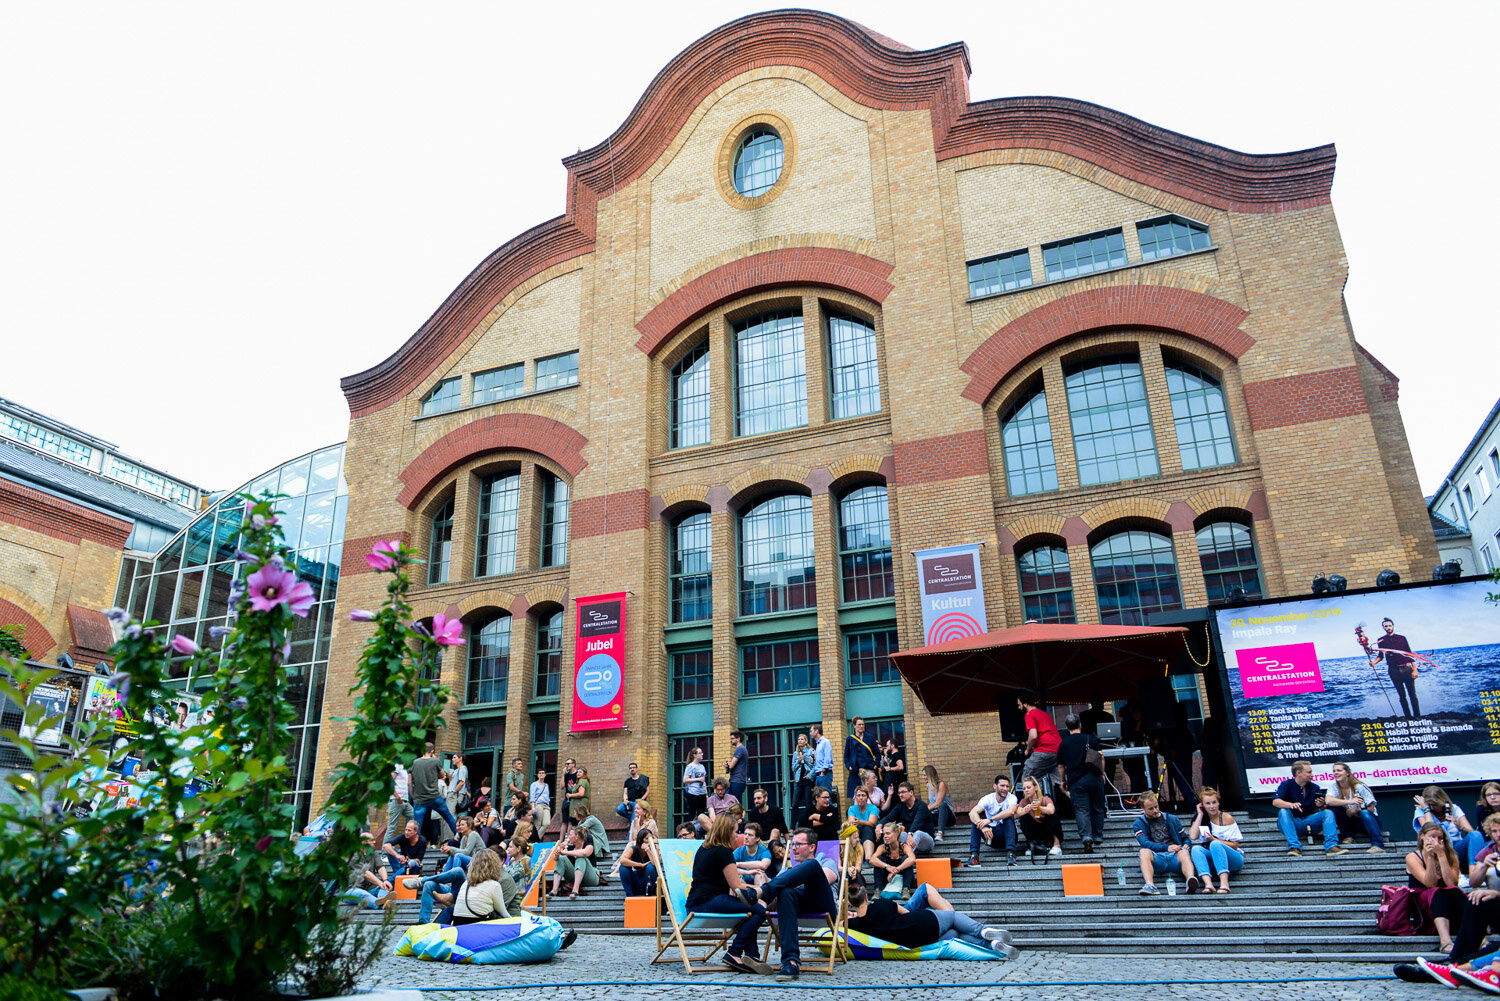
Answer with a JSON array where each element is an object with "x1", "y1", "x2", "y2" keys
[{"x1": 361, "y1": 932, "x2": 1445, "y2": 1001}]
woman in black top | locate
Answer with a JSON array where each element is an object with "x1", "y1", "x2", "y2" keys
[
  {"x1": 685, "y1": 814, "x2": 772, "y2": 974},
  {"x1": 1057, "y1": 713, "x2": 1105, "y2": 852},
  {"x1": 846, "y1": 879, "x2": 1014, "y2": 956}
]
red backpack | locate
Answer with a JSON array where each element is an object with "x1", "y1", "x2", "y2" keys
[{"x1": 1376, "y1": 885, "x2": 1434, "y2": 936}]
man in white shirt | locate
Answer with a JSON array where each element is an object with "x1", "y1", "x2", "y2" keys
[
  {"x1": 966, "y1": 775, "x2": 1019, "y2": 868},
  {"x1": 447, "y1": 752, "x2": 469, "y2": 814}
]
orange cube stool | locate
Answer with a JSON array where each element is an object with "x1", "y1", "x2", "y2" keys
[
  {"x1": 623, "y1": 895, "x2": 659, "y2": 928},
  {"x1": 1061, "y1": 862, "x2": 1104, "y2": 898},
  {"x1": 912, "y1": 856, "x2": 951, "y2": 889},
  {"x1": 391, "y1": 876, "x2": 421, "y2": 901}
]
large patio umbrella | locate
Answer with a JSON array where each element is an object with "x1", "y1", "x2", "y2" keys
[{"x1": 888, "y1": 621, "x2": 1190, "y2": 715}]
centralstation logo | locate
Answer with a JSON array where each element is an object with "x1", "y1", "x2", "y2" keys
[
  {"x1": 1236, "y1": 642, "x2": 1325, "y2": 697},
  {"x1": 579, "y1": 601, "x2": 622, "y2": 638},
  {"x1": 922, "y1": 554, "x2": 976, "y2": 593}
]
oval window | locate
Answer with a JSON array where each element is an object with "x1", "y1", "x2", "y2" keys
[{"x1": 732, "y1": 127, "x2": 784, "y2": 198}]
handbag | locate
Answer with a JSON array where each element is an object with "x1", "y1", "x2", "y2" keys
[
  {"x1": 1376, "y1": 885, "x2": 1434, "y2": 935},
  {"x1": 1084, "y1": 746, "x2": 1105, "y2": 774},
  {"x1": 879, "y1": 873, "x2": 906, "y2": 899}
]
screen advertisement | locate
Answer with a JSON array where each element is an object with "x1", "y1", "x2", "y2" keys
[
  {"x1": 572, "y1": 592, "x2": 626, "y2": 731},
  {"x1": 1215, "y1": 579, "x2": 1500, "y2": 791},
  {"x1": 914, "y1": 543, "x2": 989, "y2": 645}
]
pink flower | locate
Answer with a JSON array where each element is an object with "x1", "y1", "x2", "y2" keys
[
  {"x1": 365, "y1": 540, "x2": 402, "y2": 572},
  {"x1": 431, "y1": 613, "x2": 465, "y2": 647},
  {"x1": 255, "y1": 834, "x2": 273, "y2": 852},
  {"x1": 170, "y1": 634, "x2": 199, "y2": 655},
  {"x1": 349, "y1": 609, "x2": 376, "y2": 622},
  {"x1": 286, "y1": 579, "x2": 316, "y2": 618},
  {"x1": 246, "y1": 564, "x2": 300, "y2": 612}
]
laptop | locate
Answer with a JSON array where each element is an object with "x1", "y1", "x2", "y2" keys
[{"x1": 1095, "y1": 721, "x2": 1123, "y2": 744}]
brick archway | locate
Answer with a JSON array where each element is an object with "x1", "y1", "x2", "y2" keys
[{"x1": 395, "y1": 414, "x2": 589, "y2": 510}]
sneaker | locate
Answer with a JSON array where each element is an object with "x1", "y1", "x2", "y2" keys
[
  {"x1": 401, "y1": 876, "x2": 424, "y2": 889},
  {"x1": 992, "y1": 941, "x2": 1020, "y2": 960},
  {"x1": 1367, "y1": 845, "x2": 1386, "y2": 854},
  {"x1": 1138, "y1": 884, "x2": 1159, "y2": 895},
  {"x1": 1048, "y1": 845, "x2": 1062, "y2": 857},
  {"x1": 724, "y1": 953, "x2": 767, "y2": 976},
  {"x1": 1452, "y1": 966, "x2": 1500, "y2": 994},
  {"x1": 1326, "y1": 846, "x2": 1348, "y2": 857},
  {"x1": 1083, "y1": 839, "x2": 1095, "y2": 854},
  {"x1": 981, "y1": 927, "x2": 1014, "y2": 946},
  {"x1": 1006, "y1": 852, "x2": 1016, "y2": 868},
  {"x1": 966, "y1": 856, "x2": 983, "y2": 868},
  {"x1": 1340, "y1": 836, "x2": 1355, "y2": 845},
  {"x1": 1417, "y1": 957, "x2": 1461, "y2": 988},
  {"x1": 1186, "y1": 875, "x2": 1201, "y2": 894},
  {"x1": 1287, "y1": 848, "x2": 1303, "y2": 857},
  {"x1": 935, "y1": 830, "x2": 944, "y2": 842},
  {"x1": 737, "y1": 953, "x2": 776, "y2": 975},
  {"x1": 776, "y1": 961, "x2": 801, "y2": 981},
  {"x1": 1394, "y1": 963, "x2": 1431, "y2": 984},
  {"x1": 559, "y1": 928, "x2": 578, "y2": 951}
]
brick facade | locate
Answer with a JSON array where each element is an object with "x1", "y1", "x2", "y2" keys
[{"x1": 316, "y1": 12, "x2": 1438, "y2": 819}]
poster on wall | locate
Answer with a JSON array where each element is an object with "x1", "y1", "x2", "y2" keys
[
  {"x1": 572, "y1": 592, "x2": 626, "y2": 732},
  {"x1": 914, "y1": 544, "x2": 989, "y2": 645},
  {"x1": 19, "y1": 681, "x2": 72, "y2": 745},
  {"x1": 1215, "y1": 579, "x2": 1500, "y2": 791}
]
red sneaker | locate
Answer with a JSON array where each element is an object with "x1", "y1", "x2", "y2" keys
[
  {"x1": 1452, "y1": 966, "x2": 1500, "y2": 995},
  {"x1": 1417, "y1": 957, "x2": 1461, "y2": 989}
]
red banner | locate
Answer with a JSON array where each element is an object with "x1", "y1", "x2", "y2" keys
[{"x1": 571, "y1": 592, "x2": 626, "y2": 731}]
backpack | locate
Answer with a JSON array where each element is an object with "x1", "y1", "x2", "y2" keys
[{"x1": 1376, "y1": 885, "x2": 1432, "y2": 936}]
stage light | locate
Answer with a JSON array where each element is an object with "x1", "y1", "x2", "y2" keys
[
  {"x1": 1226, "y1": 585, "x2": 1249, "y2": 605},
  {"x1": 55, "y1": 653, "x2": 74, "y2": 670},
  {"x1": 1376, "y1": 569, "x2": 1401, "y2": 588},
  {"x1": 1311, "y1": 575, "x2": 1329, "y2": 595},
  {"x1": 1432, "y1": 560, "x2": 1463, "y2": 581},
  {"x1": 1326, "y1": 574, "x2": 1348, "y2": 593}
]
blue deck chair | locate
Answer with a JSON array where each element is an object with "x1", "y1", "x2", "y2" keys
[
  {"x1": 522, "y1": 841, "x2": 560, "y2": 916},
  {"x1": 647, "y1": 837, "x2": 759, "y2": 973}
]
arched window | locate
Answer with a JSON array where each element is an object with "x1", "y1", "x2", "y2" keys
[
  {"x1": 827, "y1": 312, "x2": 881, "y2": 419},
  {"x1": 735, "y1": 310, "x2": 807, "y2": 437},
  {"x1": 1001, "y1": 388, "x2": 1058, "y2": 496},
  {"x1": 428, "y1": 498, "x2": 453, "y2": 585},
  {"x1": 1065, "y1": 356, "x2": 1159, "y2": 486},
  {"x1": 467, "y1": 614, "x2": 511, "y2": 705},
  {"x1": 733, "y1": 127, "x2": 784, "y2": 197},
  {"x1": 540, "y1": 472, "x2": 569, "y2": 568},
  {"x1": 1017, "y1": 546, "x2": 1075, "y2": 623},
  {"x1": 739, "y1": 494, "x2": 815, "y2": 614},
  {"x1": 671, "y1": 512, "x2": 712, "y2": 622},
  {"x1": 1197, "y1": 521, "x2": 1263, "y2": 603},
  {"x1": 838, "y1": 485, "x2": 893, "y2": 602},
  {"x1": 533, "y1": 610, "x2": 563, "y2": 698},
  {"x1": 475, "y1": 471, "x2": 520, "y2": 577},
  {"x1": 1091, "y1": 530, "x2": 1182, "y2": 625},
  {"x1": 1166, "y1": 361, "x2": 1235, "y2": 470},
  {"x1": 671, "y1": 342, "x2": 711, "y2": 448}
]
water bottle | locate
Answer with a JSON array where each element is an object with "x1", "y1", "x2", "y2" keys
[
  {"x1": 1116, "y1": 863, "x2": 1126, "y2": 887},
  {"x1": 1167, "y1": 876, "x2": 1177, "y2": 896}
]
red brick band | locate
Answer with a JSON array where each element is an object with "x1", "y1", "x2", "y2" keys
[
  {"x1": 960, "y1": 286, "x2": 1253, "y2": 405},
  {"x1": 571, "y1": 490, "x2": 651, "y2": 538},
  {"x1": 0, "y1": 596, "x2": 55, "y2": 658},
  {"x1": 636, "y1": 249, "x2": 896, "y2": 356},
  {"x1": 892, "y1": 429, "x2": 988, "y2": 485},
  {"x1": 0, "y1": 479, "x2": 131, "y2": 548},
  {"x1": 1242, "y1": 366, "x2": 1367, "y2": 431},
  {"x1": 395, "y1": 414, "x2": 589, "y2": 510}
]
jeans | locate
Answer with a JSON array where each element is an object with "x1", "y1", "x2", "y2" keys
[
  {"x1": 341, "y1": 887, "x2": 383, "y2": 909},
  {"x1": 730, "y1": 781, "x2": 746, "y2": 804},
  {"x1": 970, "y1": 817, "x2": 1017, "y2": 855},
  {"x1": 929, "y1": 798, "x2": 955, "y2": 830},
  {"x1": 761, "y1": 858, "x2": 837, "y2": 965},
  {"x1": 692, "y1": 892, "x2": 767, "y2": 958},
  {"x1": 814, "y1": 771, "x2": 834, "y2": 791},
  {"x1": 1462, "y1": 830, "x2": 1489, "y2": 866},
  {"x1": 615, "y1": 801, "x2": 636, "y2": 821},
  {"x1": 1334, "y1": 807, "x2": 1385, "y2": 847},
  {"x1": 442, "y1": 852, "x2": 472, "y2": 874},
  {"x1": 619, "y1": 862, "x2": 657, "y2": 898},
  {"x1": 1189, "y1": 841, "x2": 1245, "y2": 879},
  {"x1": 790, "y1": 777, "x2": 812, "y2": 827},
  {"x1": 1070, "y1": 776, "x2": 1106, "y2": 844},
  {"x1": 418, "y1": 868, "x2": 468, "y2": 922},
  {"x1": 899, "y1": 830, "x2": 935, "y2": 853},
  {"x1": 919, "y1": 900, "x2": 988, "y2": 948},
  {"x1": 385, "y1": 851, "x2": 421, "y2": 876},
  {"x1": 1021, "y1": 751, "x2": 1058, "y2": 785},
  {"x1": 383, "y1": 797, "x2": 413, "y2": 847},
  {"x1": 1277, "y1": 807, "x2": 1338, "y2": 850},
  {"x1": 414, "y1": 796, "x2": 459, "y2": 846}
]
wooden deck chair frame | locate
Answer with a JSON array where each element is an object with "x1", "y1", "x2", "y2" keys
[
  {"x1": 522, "y1": 841, "x2": 561, "y2": 917},
  {"x1": 760, "y1": 833, "x2": 856, "y2": 974},
  {"x1": 646, "y1": 838, "x2": 757, "y2": 974}
]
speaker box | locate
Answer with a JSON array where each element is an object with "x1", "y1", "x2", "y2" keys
[
  {"x1": 1138, "y1": 676, "x2": 1177, "y2": 731},
  {"x1": 997, "y1": 694, "x2": 1026, "y2": 744}
]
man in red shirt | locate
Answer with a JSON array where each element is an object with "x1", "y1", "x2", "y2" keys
[{"x1": 1018, "y1": 693, "x2": 1061, "y2": 786}]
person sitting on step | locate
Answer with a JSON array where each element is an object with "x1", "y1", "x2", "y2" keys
[
  {"x1": 733, "y1": 822, "x2": 774, "y2": 886},
  {"x1": 966, "y1": 774, "x2": 1019, "y2": 868},
  {"x1": 1186, "y1": 786, "x2": 1245, "y2": 894},
  {"x1": 549, "y1": 823, "x2": 600, "y2": 898},
  {"x1": 1270, "y1": 759, "x2": 1344, "y2": 858},
  {"x1": 869, "y1": 822, "x2": 917, "y2": 897},
  {"x1": 875, "y1": 781, "x2": 936, "y2": 854},
  {"x1": 617, "y1": 827, "x2": 658, "y2": 898},
  {"x1": 1133, "y1": 791, "x2": 1199, "y2": 895},
  {"x1": 1015, "y1": 775, "x2": 1062, "y2": 861}
]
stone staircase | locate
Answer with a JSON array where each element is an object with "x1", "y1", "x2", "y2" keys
[{"x1": 361, "y1": 812, "x2": 1445, "y2": 962}]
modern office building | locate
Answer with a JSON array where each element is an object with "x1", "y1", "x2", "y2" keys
[
  {"x1": 1428, "y1": 397, "x2": 1500, "y2": 575},
  {"x1": 317, "y1": 11, "x2": 1438, "y2": 820}
]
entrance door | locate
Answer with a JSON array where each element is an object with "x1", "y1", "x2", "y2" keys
[{"x1": 744, "y1": 723, "x2": 817, "y2": 820}]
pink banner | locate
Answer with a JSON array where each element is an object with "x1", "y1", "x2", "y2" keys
[
  {"x1": 1236, "y1": 642, "x2": 1325, "y2": 697},
  {"x1": 571, "y1": 592, "x2": 626, "y2": 731}
]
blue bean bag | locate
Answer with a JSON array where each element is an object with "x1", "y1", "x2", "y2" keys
[
  {"x1": 395, "y1": 914, "x2": 564, "y2": 964},
  {"x1": 812, "y1": 927, "x2": 999, "y2": 961}
]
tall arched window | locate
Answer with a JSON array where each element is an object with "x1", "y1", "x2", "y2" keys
[
  {"x1": 475, "y1": 471, "x2": 520, "y2": 577},
  {"x1": 1001, "y1": 387, "x2": 1058, "y2": 496},
  {"x1": 1091, "y1": 530, "x2": 1182, "y2": 625},
  {"x1": 1197, "y1": 521, "x2": 1263, "y2": 603},
  {"x1": 735, "y1": 310, "x2": 807, "y2": 437},
  {"x1": 468, "y1": 614, "x2": 511, "y2": 705},
  {"x1": 838, "y1": 485, "x2": 893, "y2": 602},
  {"x1": 428, "y1": 498, "x2": 453, "y2": 585},
  {"x1": 671, "y1": 342, "x2": 711, "y2": 449},
  {"x1": 739, "y1": 494, "x2": 815, "y2": 614},
  {"x1": 540, "y1": 472, "x2": 569, "y2": 568},
  {"x1": 533, "y1": 610, "x2": 563, "y2": 698},
  {"x1": 1017, "y1": 546, "x2": 1075, "y2": 623},
  {"x1": 827, "y1": 312, "x2": 881, "y2": 419},
  {"x1": 1166, "y1": 360, "x2": 1235, "y2": 470},
  {"x1": 1066, "y1": 356, "x2": 1159, "y2": 486},
  {"x1": 671, "y1": 512, "x2": 712, "y2": 623}
]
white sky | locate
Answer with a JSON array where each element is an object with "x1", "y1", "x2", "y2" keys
[{"x1": 3, "y1": 2, "x2": 1495, "y2": 494}]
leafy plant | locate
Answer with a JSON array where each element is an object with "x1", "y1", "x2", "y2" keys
[
  {"x1": 0, "y1": 624, "x2": 25, "y2": 662},
  {"x1": 0, "y1": 497, "x2": 451, "y2": 999}
]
